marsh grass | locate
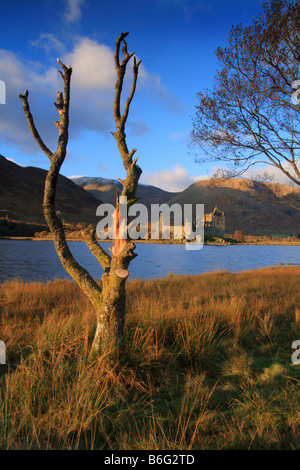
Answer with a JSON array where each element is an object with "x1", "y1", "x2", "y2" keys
[{"x1": 0, "y1": 266, "x2": 299, "y2": 449}]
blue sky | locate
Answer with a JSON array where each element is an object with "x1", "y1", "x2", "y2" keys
[{"x1": 0, "y1": 0, "x2": 264, "y2": 191}]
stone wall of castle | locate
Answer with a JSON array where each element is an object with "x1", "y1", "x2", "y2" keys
[{"x1": 204, "y1": 206, "x2": 225, "y2": 237}]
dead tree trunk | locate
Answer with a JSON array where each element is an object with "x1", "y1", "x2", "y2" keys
[{"x1": 19, "y1": 32, "x2": 142, "y2": 358}]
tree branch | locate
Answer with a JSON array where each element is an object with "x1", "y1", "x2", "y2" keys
[
  {"x1": 112, "y1": 32, "x2": 143, "y2": 203},
  {"x1": 121, "y1": 56, "x2": 142, "y2": 128},
  {"x1": 82, "y1": 226, "x2": 111, "y2": 271},
  {"x1": 19, "y1": 90, "x2": 53, "y2": 160},
  {"x1": 20, "y1": 61, "x2": 103, "y2": 309}
]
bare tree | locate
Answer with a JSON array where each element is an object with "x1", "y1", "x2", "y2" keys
[
  {"x1": 191, "y1": 0, "x2": 300, "y2": 189},
  {"x1": 19, "y1": 32, "x2": 142, "y2": 358}
]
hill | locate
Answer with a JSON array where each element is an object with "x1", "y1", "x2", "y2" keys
[
  {"x1": 167, "y1": 178, "x2": 300, "y2": 235},
  {"x1": 71, "y1": 176, "x2": 179, "y2": 209},
  {"x1": 1, "y1": 155, "x2": 299, "y2": 235},
  {"x1": 0, "y1": 156, "x2": 101, "y2": 225}
]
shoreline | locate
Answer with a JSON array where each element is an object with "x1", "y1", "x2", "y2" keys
[
  {"x1": 1, "y1": 236, "x2": 300, "y2": 246},
  {"x1": 1, "y1": 264, "x2": 300, "y2": 286}
]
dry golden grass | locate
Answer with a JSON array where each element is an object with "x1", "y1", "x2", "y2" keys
[{"x1": 0, "y1": 266, "x2": 299, "y2": 449}]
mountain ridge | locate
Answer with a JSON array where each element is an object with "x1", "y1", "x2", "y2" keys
[
  {"x1": 167, "y1": 178, "x2": 300, "y2": 235},
  {"x1": 70, "y1": 176, "x2": 179, "y2": 209},
  {"x1": 1, "y1": 156, "x2": 300, "y2": 235},
  {"x1": 71, "y1": 175, "x2": 300, "y2": 236},
  {"x1": 0, "y1": 155, "x2": 101, "y2": 225}
]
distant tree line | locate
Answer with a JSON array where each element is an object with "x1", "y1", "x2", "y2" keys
[{"x1": 0, "y1": 218, "x2": 49, "y2": 237}]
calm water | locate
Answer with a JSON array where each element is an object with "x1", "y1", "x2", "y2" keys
[{"x1": 0, "y1": 239, "x2": 299, "y2": 283}]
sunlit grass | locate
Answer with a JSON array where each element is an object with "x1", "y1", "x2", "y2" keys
[{"x1": 0, "y1": 266, "x2": 299, "y2": 449}]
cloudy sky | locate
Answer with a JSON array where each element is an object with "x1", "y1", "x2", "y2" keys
[{"x1": 1, "y1": 0, "x2": 265, "y2": 191}]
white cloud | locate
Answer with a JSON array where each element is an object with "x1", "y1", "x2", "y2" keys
[
  {"x1": 0, "y1": 50, "x2": 26, "y2": 89},
  {"x1": 208, "y1": 161, "x2": 300, "y2": 187},
  {"x1": 63, "y1": 38, "x2": 115, "y2": 91},
  {"x1": 141, "y1": 164, "x2": 207, "y2": 192},
  {"x1": 0, "y1": 35, "x2": 183, "y2": 156},
  {"x1": 31, "y1": 33, "x2": 65, "y2": 54},
  {"x1": 63, "y1": 38, "x2": 183, "y2": 115},
  {"x1": 243, "y1": 163, "x2": 299, "y2": 186},
  {"x1": 0, "y1": 43, "x2": 113, "y2": 154},
  {"x1": 0, "y1": 49, "x2": 60, "y2": 154},
  {"x1": 64, "y1": 0, "x2": 85, "y2": 24}
]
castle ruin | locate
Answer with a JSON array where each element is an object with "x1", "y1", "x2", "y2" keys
[{"x1": 204, "y1": 206, "x2": 225, "y2": 237}]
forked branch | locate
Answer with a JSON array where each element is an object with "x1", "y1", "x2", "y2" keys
[
  {"x1": 112, "y1": 32, "x2": 142, "y2": 204},
  {"x1": 19, "y1": 61, "x2": 106, "y2": 308},
  {"x1": 113, "y1": 32, "x2": 142, "y2": 131}
]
